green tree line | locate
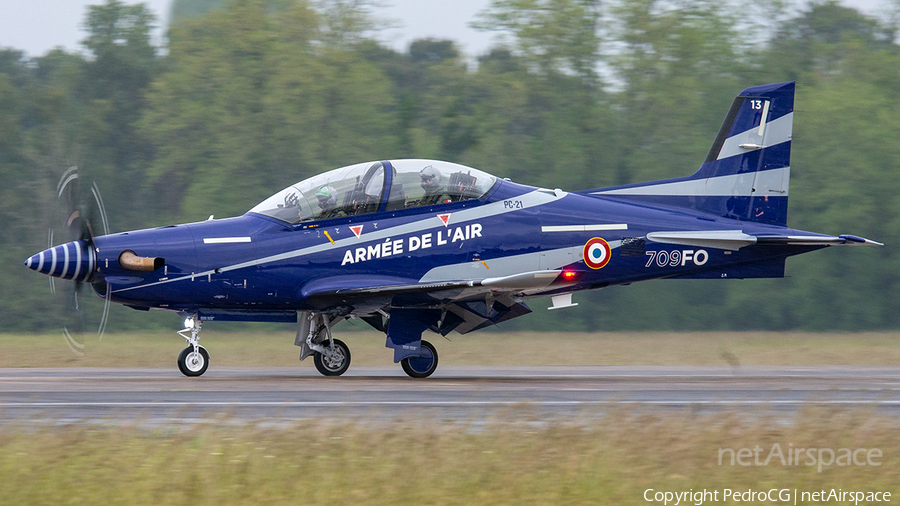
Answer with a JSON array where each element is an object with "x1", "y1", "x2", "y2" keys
[{"x1": 0, "y1": 0, "x2": 896, "y2": 333}]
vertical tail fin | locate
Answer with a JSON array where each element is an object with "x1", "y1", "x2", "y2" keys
[{"x1": 589, "y1": 81, "x2": 795, "y2": 226}]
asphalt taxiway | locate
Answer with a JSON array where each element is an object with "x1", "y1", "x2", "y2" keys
[{"x1": 1, "y1": 366, "x2": 898, "y2": 425}]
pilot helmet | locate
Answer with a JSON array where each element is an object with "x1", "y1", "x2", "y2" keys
[
  {"x1": 315, "y1": 185, "x2": 337, "y2": 209},
  {"x1": 420, "y1": 165, "x2": 441, "y2": 192}
]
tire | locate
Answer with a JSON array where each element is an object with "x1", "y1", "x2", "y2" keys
[
  {"x1": 401, "y1": 340, "x2": 438, "y2": 378},
  {"x1": 313, "y1": 338, "x2": 351, "y2": 376},
  {"x1": 177, "y1": 346, "x2": 209, "y2": 377}
]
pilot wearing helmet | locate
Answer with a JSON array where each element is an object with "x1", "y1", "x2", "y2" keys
[
  {"x1": 418, "y1": 165, "x2": 452, "y2": 206},
  {"x1": 315, "y1": 185, "x2": 342, "y2": 218}
]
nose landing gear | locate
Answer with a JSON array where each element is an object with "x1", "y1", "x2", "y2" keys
[{"x1": 176, "y1": 314, "x2": 209, "y2": 377}]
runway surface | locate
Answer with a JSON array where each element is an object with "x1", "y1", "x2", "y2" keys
[{"x1": 1, "y1": 366, "x2": 898, "y2": 426}]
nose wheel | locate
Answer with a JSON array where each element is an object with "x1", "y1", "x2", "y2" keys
[
  {"x1": 401, "y1": 340, "x2": 438, "y2": 378},
  {"x1": 178, "y1": 345, "x2": 209, "y2": 377}
]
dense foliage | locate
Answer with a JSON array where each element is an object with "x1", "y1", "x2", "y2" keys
[{"x1": 0, "y1": 0, "x2": 896, "y2": 332}]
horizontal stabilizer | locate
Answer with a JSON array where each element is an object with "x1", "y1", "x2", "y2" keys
[
  {"x1": 646, "y1": 230, "x2": 756, "y2": 251},
  {"x1": 647, "y1": 230, "x2": 882, "y2": 251}
]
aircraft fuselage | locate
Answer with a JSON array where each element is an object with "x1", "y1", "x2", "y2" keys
[{"x1": 91, "y1": 178, "x2": 820, "y2": 321}]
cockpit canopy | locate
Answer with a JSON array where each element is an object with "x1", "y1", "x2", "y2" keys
[{"x1": 249, "y1": 160, "x2": 498, "y2": 224}]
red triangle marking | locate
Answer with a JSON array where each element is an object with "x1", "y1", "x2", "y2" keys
[
  {"x1": 437, "y1": 213, "x2": 451, "y2": 227},
  {"x1": 350, "y1": 225, "x2": 363, "y2": 238}
]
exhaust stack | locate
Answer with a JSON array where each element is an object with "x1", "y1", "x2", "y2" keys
[{"x1": 118, "y1": 250, "x2": 164, "y2": 271}]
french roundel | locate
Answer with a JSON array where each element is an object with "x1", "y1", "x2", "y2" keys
[{"x1": 583, "y1": 237, "x2": 611, "y2": 269}]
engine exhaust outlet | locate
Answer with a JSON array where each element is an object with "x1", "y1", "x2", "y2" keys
[{"x1": 118, "y1": 250, "x2": 164, "y2": 271}]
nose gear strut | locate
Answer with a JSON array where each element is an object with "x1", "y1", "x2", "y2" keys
[{"x1": 176, "y1": 314, "x2": 209, "y2": 377}]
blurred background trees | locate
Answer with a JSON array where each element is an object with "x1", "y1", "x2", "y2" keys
[{"x1": 1, "y1": 0, "x2": 896, "y2": 332}]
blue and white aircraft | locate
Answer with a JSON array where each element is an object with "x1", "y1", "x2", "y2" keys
[{"x1": 25, "y1": 82, "x2": 880, "y2": 378}]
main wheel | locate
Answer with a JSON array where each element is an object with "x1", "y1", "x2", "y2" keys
[
  {"x1": 401, "y1": 340, "x2": 438, "y2": 378},
  {"x1": 177, "y1": 346, "x2": 210, "y2": 377},
  {"x1": 313, "y1": 338, "x2": 351, "y2": 376}
]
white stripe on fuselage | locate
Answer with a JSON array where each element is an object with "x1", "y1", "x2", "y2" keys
[
  {"x1": 112, "y1": 190, "x2": 564, "y2": 294},
  {"x1": 542, "y1": 224, "x2": 628, "y2": 232},
  {"x1": 591, "y1": 166, "x2": 789, "y2": 197},
  {"x1": 203, "y1": 237, "x2": 252, "y2": 244}
]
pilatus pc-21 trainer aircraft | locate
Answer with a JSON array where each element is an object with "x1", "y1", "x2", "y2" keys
[{"x1": 25, "y1": 81, "x2": 880, "y2": 378}]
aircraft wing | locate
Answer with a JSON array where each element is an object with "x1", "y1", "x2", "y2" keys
[
  {"x1": 307, "y1": 269, "x2": 569, "y2": 301},
  {"x1": 647, "y1": 230, "x2": 883, "y2": 251},
  {"x1": 305, "y1": 270, "x2": 576, "y2": 334}
]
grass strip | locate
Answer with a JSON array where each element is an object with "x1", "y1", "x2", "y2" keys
[
  {"x1": 0, "y1": 407, "x2": 897, "y2": 505},
  {"x1": 1, "y1": 331, "x2": 899, "y2": 368}
]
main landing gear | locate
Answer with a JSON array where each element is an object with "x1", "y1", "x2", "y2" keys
[
  {"x1": 296, "y1": 311, "x2": 439, "y2": 378},
  {"x1": 297, "y1": 313, "x2": 352, "y2": 376},
  {"x1": 400, "y1": 340, "x2": 439, "y2": 378},
  {"x1": 313, "y1": 338, "x2": 351, "y2": 376},
  {"x1": 176, "y1": 314, "x2": 209, "y2": 377}
]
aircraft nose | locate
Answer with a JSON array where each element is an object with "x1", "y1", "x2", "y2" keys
[{"x1": 24, "y1": 240, "x2": 96, "y2": 282}]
